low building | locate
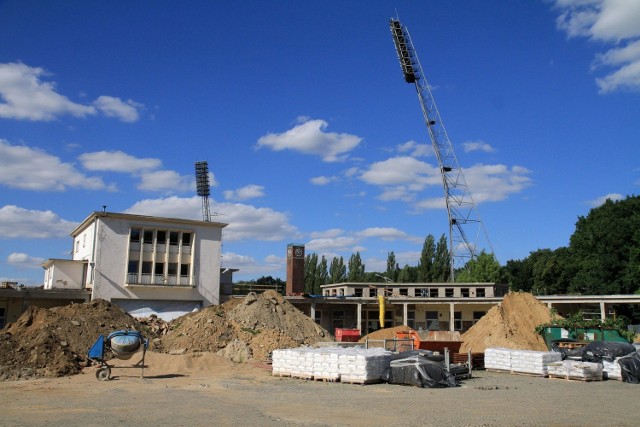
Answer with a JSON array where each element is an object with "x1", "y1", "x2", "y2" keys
[{"x1": 40, "y1": 211, "x2": 228, "y2": 320}]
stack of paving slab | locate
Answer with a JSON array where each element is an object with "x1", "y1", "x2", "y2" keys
[
  {"x1": 272, "y1": 347, "x2": 392, "y2": 383},
  {"x1": 601, "y1": 358, "x2": 623, "y2": 380},
  {"x1": 484, "y1": 348, "x2": 562, "y2": 376},
  {"x1": 547, "y1": 360, "x2": 603, "y2": 381}
]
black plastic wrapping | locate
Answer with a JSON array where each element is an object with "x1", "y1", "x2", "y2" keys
[
  {"x1": 578, "y1": 341, "x2": 636, "y2": 363},
  {"x1": 385, "y1": 356, "x2": 458, "y2": 388},
  {"x1": 618, "y1": 351, "x2": 640, "y2": 384}
]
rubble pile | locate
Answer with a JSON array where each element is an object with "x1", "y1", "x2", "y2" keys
[
  {"x1": 0, "y1": 300, "x2": 151, "y2": 381},
  {"x1": 460, "y1": 292, "x2": 553, "y2": 353},
  {"x1": 160, "y1": 290, "x2": 332, "y2": 361}
]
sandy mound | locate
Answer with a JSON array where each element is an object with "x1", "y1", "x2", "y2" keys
[
  {"x1": 460, "y1": 292, "x2": 553, "y2": 352},
  {"x1": 159, "y1": 290, "x2": 332, "y2": 362},
  {"x1": 0, "y1": 300, "x2": 151, "y2": 381},
  {"x1": 359, "y1": 325, "x2": 410, "y2": 342}
]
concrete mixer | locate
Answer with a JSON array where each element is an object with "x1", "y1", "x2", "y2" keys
[{"x1": 88, "y1": 330, "x2": 149, "y2": 381}]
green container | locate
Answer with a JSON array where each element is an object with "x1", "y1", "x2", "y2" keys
[{"x1": 540, "y1": 325, "x2": 629, "y2": 350}]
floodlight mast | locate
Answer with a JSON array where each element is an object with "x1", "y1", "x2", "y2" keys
[
  {"x1": 389, "y1": 18, "x2": 493, "y2": 281},
  {"x1": 195, "y1": 161, "x2": 212, "y2": 222}
]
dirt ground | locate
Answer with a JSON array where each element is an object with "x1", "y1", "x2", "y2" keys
[{"x1": 0, "y1": 350, "x2": 637, "y2": 427}]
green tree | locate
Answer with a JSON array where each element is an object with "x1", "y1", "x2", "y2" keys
[
  {"x1": 568, "y1": 196, "x2": 640, "y2": 295},
  {"x1": 329, "y1": 256, "x2": 346, "y2": 284},
  {"x1": 347, "y1": 252, "x2": 365, "y2": 282},
  {"x1": 314, "y1": 255, "x2": 328, "y2": 294},
  {"x1": 417, "y1": 235, "x2": 435, "y2": 282},
  {"x1": 304, "y1": 253, "x2": 318, "y2": 294},
  {"x1": 397, "y1": 264, "x2": 418, "y2": 283},
  {"x1": 386, "y1": 251, "x2": 399, "y2": 282},
  {"x1": 433, "y1": 234, "x2": 451, "y2": 282},
  {"x1": 456, "y1": 250, "x2": 501, "y2": 282}
]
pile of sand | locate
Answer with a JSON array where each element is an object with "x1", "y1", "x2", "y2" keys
[
  {"x1": 157, "y1": 290, "x2": 332, "y2": 362},
  {"x1": 0, "y1": 300, "x2": 150, "y2": 380},
  {"x1": 460, "y1": 292, "x2": 553, "y2": 352}
]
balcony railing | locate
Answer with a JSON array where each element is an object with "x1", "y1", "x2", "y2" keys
[{"x1": 127, "y1": 273, "x2": 192, "y2": 287}]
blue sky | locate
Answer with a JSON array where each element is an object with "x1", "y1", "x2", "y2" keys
[{"x1": 1, "y1": 0, "x2": 639, "y2": 285}]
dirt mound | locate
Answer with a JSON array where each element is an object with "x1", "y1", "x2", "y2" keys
[
  {"x1": 460, "y1": 292, "x2": 553, "y2": 353},
  {"x1": 0, "y1": 300, "x2": 151, "y2": 381},
  {"x1": 159, "y1": 290, "x2": 332, "y2": 362},
  {"x1": 359, "y1": 325, "x2": 410, "y2": 342}
]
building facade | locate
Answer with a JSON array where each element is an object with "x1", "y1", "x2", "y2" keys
[{"x1": 41, "y1": 211, "x2": 227, "y2": 320}]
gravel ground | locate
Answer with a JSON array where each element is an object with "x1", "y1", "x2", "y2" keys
[{"x1": 0, "y1": 352, "x2": 637, "y2": 427}]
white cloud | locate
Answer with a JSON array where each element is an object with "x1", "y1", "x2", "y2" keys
[
  {"x1": 589, "y1": 192, "x2": 623, "y2": 206},
  {"x1": 552, "y1": 0, "x2": 640, "y2": 93},
  {"x1": 0, "y1": 205, "x2": 78, "y2": 238},
  {"x1": 125, "y1": 196, "x2": 299, "y2": 242},
  {"x1": 310, "y1": 175, "x2": 338, "y2": 185},
  {"x1": 462, "y1": 164, "x2": 533, "y2": 203},
  {"x1": 223, "y1": 184, "x2": 265, "y2": 201},
  {"x1": 0, "y1": 139, "x2": 111, "y2": 191},
  {"x1": 255, "y1": 117, "x2": 362, "y2": 162},
  {"x1": 357, "y1": 227, "x2": 421, "y2": 243},
  {"x1": 7, "y1": 252, "x2": 45, "y2": 269},
  {"x1": 463, "y1": 140, "x2": 496, "y2": 153},
  {"x1": 360, "y1": 156, "x2": 440, "y2": 188},
  {"x1": 309, "y1": 228, "x2": 344, "y2": 239},
  {"x1": 396, "y1": 140, "x2": 432, "y2": 157},
  {"x1": 79, "y1": 150, "x2": 161, "y2": 172},
  {"x1": 0, "y1": 62, "x2": 143, "y2": 121},
  {"x1": 222, "y1": 251, "x2": 282, "y2": 276},
  {"x1": 93, "y1": 96, "x2": 142, "y2": 123},
  {"x1": 137, "y1": 170, "x2": 193, "y2": 193},
  {"x1": 306, "y1": 236, "x2": 360, "y2": 252}
]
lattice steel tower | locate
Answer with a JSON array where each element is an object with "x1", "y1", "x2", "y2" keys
[
  {"x1": 195, "y1": 161, "x2": 212, "y2": 222},
  {"x1": 390, "y1": 18, "x2": 493, "y2": 281}
]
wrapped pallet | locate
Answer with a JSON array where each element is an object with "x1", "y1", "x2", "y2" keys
[{"x1": 485, "y1": 347, "x2": 561, "y2": 376}]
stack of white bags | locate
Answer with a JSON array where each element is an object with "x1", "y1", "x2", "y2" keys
[
  {"x1": 601, "y1": 358, "x2": 623, "y2": 380},
  {"x1": 272, "y1": 347, "x2": 392, "y2": 383},
  {"x1": 547, "y1": 360, "x2": 603, "y2": 381},
  {"x1": 485, "y1": 348, "x2": 562, "y2": 376}
]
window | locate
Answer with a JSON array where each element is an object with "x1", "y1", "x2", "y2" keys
[
  {"x1": 143, "y1": 230, "x2": 154, "y2": 243},
  {"x1": 407, "y1": 311, "x2": 415, "y2": 328},
  {"x1": 429, "y1": 288, "x2": 439, "y2": 298},
  {"x1": 182, "y1": 232, "x2": 191, "y2": 246},
  {"x1": 354, "y1": 288, "x2": 363, "y2": 297},
  {"x1": 127, "y1": 260, "x2": 139, "y2": 274},
  {"x1": 167, "y1": 263, "x2": 178, "y2": 276},
  {"x1": 399, "y1": 288, "x2": 408, "y2": 296},
  {"x1": 141, "y1": 261, "x2": 152, "y2": 274},
  {"x1": 426, "y1": 311, "x2": 439, "y2": 330},
  {"x1": 180, "y1": 264, "x2": 190, "y2": 276},
  {"x1": 169, "y1": 231, "x2": 179, "y2": 246},
  {"x1": 476, "y1": 288, "x2": 486, "y2": 297},
  {"x1": 75, "y1": 240, "x2": 80, "y2": 253},
  {"x1": 130, "y1": 229, "x2": 141, "y2": 243},
  {"x1": 445, "y1": 288, "x2": 454, "y2": 297},
  {"x1": 155, "y1": 262, "x2": 164, "y2": 275},
  {"x1": 417, "y1": 288, "x2": 428, "y2": 297},
  {"x1": 156, "y1": 230, "x2": 167, "y2": 244},
  {"x1": 454, "y1": 312, "x2": 462, "y2": 330},
  {"x1": 461, "y1": 288, "x2": 470, "y2": 298}
]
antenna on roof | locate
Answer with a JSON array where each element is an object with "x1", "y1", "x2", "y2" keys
[{"x1": 194, "y1": 161, "x2": 212, "y2": 222}]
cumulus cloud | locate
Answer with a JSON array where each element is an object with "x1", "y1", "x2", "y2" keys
[
  {"x1": 357, "y1": 227, "x2": 422, "y2": 243},
  {"x1": 255, "y1": 117, "x2": 362, "y2": 162},
  {"x1": 0, "y1": 139, "x2": 112, "y2": 191},
  {"x1": 0, "y1": 62, "x2": 143, "y2": 121},
  {"x1": 125, "y1": 196, "x2": 299, "y2": 242},
  {"x1": 137, "y1": 170, "x2": 194, "y2": 193},
  {"x1": 7, "y1": 252, "x2": 45, "y2": 269},
  {"x1": 396, "y1": 140, "x2": 432, "y2": 157},
  {"x1": 0, "y1": 205, "x2": 78, "y2": 238},
  {"x1": 310, "y1": 175, "x2": 338, "y2": 185},
  {"x1": 79, "y1": 150, "x2": 161, "y2": 172},
  {"x1": 463, "y1": 140, "x2": 496, "y2": 153},
  {"x1": 552, "y1": 0, "x2": 640, "y2": 93},
  {"x1": 223, "y1": 184, "x2": 265, "y2": 201}
]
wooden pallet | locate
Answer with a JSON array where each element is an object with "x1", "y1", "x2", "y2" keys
[
  {"x1": 340, "y1": 378, "x2": 382, "y2": 385},
  {"x1": 486, "y1": 369, "x2": 548, "y2": 378},
  {"x1": 548, "y1": 373, "x2": 602, "y2": 382}
]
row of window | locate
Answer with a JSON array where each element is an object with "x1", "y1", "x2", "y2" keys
[
  {"x1": 127, "y1": 260, "x2": 190, "y2": 276},
  {"x1": 328, "y1": 287, "x2": 487, "y2": 297},
  {"x1": 130, "y1": 228, "x2": 192, "y2": 247}
]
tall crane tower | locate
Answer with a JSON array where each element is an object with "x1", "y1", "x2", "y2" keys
[{"x1": 389, "y1": 18, "x2": 493, "y2": 281}]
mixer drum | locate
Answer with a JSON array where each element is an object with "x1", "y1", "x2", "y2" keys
[{"x1": 109, "y1": 333, "x2": 142, "y2": 359}]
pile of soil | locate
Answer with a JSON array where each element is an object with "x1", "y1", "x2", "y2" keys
[
  {"x1": 359, "y1": 325, "x2": 410, "y2": 342},
  {"x1": 460, "y1": 292, "x2": 553, "y2": 353},
  {"x1": 0, "y1": 300, "x2": 151, "y2": 381},
  {"x1": 159, "y1": 290, "x2": 332, "y2": 361}
]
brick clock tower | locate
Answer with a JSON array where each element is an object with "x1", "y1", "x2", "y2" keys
[{"x1": 286, "y1": 243, "x2": 305, "y2": 295}]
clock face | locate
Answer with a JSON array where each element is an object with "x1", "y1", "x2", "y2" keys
[
  {"x1": 287, "y1": 248, "x2": 293, "y2": 258},
  {"x1": 294, "y1": 248, "x2": 303, "y2": 258}
]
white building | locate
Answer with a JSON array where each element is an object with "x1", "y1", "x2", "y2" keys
[{"x1": 42, "y1": 211, "x2": 227, "y2": 320}]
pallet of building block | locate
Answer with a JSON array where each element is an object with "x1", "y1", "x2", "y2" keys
[
  {"x1": 602, "y1": 358, "x2": 623, "y2": 381},
  {"x1": 547, "y1": 360, "x2": 603, "y2": 382}
]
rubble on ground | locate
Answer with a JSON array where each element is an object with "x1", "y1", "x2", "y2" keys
[{"x1": 0, "y1": 300, "x2": 151, "y2": 381}]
